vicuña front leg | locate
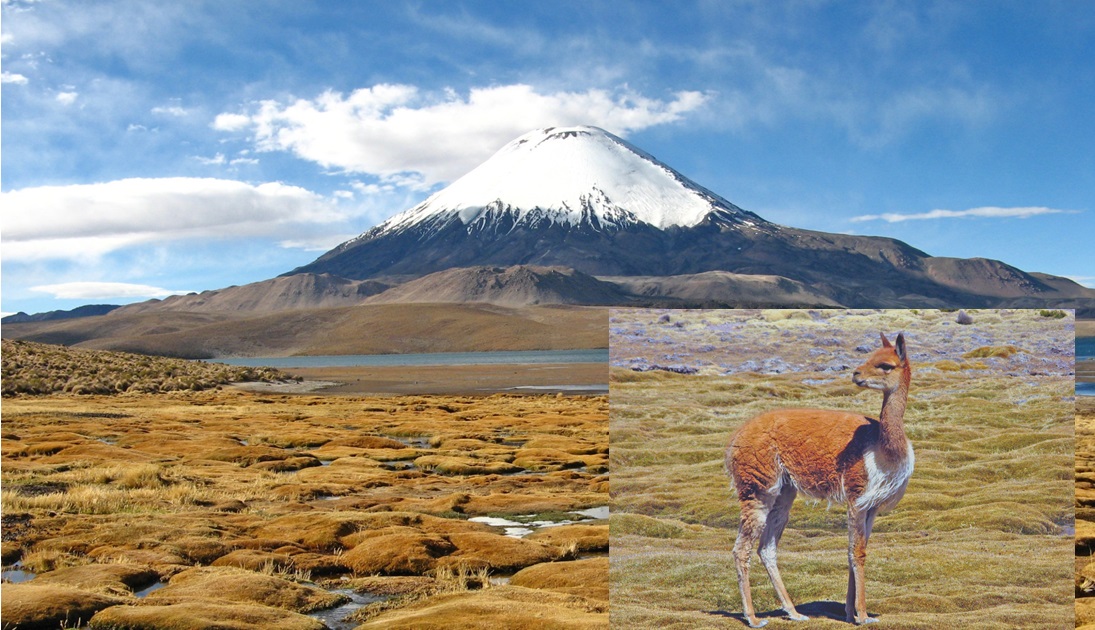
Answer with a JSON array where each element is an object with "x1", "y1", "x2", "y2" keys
[{"x1": 845, "y1": 507, "x2": 879, "y2": 624}]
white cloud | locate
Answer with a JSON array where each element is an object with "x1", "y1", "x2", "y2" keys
[
  {"x1": 850, "y1": 206, "x2": 1081, "y2": 223},
  {"x1": 55, "y1": 90, "x2": 78, "y2": 105},
  {"x1": 217, "y1": 83, "x2": 710, "y2": 186},
  {"x1": 151, "y1": 105, "x2": 188, "y2": 116},
  {"x1": 279, "y1": 234, "x2": 358, "y2": 252},
  {"x1": 1, "y1": 71, "x2": 28, "y2": 84},
  {"x1": 1, "y1": 177, "x2": 344, "y2": 262},
  {"x1": 30, "y1": 281, "x2": 194, "y2": 300},
  {"x1": 195, "y1": 153, "x2": 226, "y2": 165},
  {"x1": 212, "y1": 112, "x2": 251, "y2": 131}
]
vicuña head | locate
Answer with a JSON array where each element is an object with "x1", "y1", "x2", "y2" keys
[{"x1": 725, "y1": 332, "x2": 913, "y2": 627}]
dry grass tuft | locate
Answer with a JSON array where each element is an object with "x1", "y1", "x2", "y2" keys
[{"x1": 2, "y1": 339, "x2": 291, "y2": 396}]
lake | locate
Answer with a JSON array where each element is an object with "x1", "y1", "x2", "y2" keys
[
  {"x1": 1079, "y1": 336, "x2": 1094, "y2": 360},
  {"x1": 216, "y1": 348, "x2": 608, "y2": 369},
  {"x1": 1080, "y1": 336, "x2": 1093, "y2": 397}
]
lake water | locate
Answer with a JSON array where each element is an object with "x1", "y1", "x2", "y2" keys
[
  {"x1": 1080, "y1": 336, "x2": 1093, "y2": 397},
  {"x1": 217, "y1": 348, "x2": 608, "y2": 369},
  {"x1": 1079, "y1": 336, "x2": 1094, "y2": 360}
]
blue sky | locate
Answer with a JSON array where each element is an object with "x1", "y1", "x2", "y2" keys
[{"x1": 2, "y1": 0, "x2": 1093, "y2": 315}]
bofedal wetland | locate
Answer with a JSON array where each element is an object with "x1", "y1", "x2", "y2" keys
[
  {"x1": 609, "y1": 309, "x2": 1075, "y2": 629},
  {"x1": 1, "y1": 365, "x2": 609, "y2": 628}
]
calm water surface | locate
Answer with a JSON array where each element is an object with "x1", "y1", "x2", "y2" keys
[
  {"x1": 217, "y1": 348, "x2": 608, "y2": 369},
  {"x1": 1079, "y1": 336, "x2": 1093, "y2": 397}
]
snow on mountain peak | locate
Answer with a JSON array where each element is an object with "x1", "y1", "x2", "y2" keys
[{"x1": 371, "y1": 126, "x2": 751, "y2": 237}]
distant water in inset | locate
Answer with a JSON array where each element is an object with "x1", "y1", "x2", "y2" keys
[
  {"x1": 1079, "y1": 336, "x2": 1094, "y2": 360},
  {"x1": 216, "y1": 348, "x2": 608, "y2": 369},
  {"x1": 1079, "y1": 336, "x2": 1093, "y2": 397}
]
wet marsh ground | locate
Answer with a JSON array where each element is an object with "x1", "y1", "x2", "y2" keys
[
  {"x1": 609, "y1": 309, "x2": 1075, "y2": 629},
  {"x1": 1, "y1": 389, "x2": 608, "y2": 629}
]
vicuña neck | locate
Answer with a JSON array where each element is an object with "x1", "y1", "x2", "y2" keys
[{"x1": 878, "y1": 370, "x2": 910, "y2": 461}]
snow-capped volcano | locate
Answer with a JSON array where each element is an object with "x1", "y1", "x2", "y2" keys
[
  {"x1": 286, "y1": 126, "x2": 1094, "y2": 308},
  {"x1": 372, "y1": 125, "x2": 761, "y2": 237}
]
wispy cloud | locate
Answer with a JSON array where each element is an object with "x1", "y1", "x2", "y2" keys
[
  {"x1": 850, "y1": 206, "x2": 1081, "y2": 223},
  {"x1": 151, "y1": 104, "x2": 188, "y2": 117},
  {"x1": 30, "y1": 281, "x2": 193, "y2": 300},
  {"x1": 215, "y1": 83, "x2": 710, "y2": 186},
  {"x1": 1, "y1": 177, "x2": 344, "y2": 262},
  {"x1": 1, "y1": 70, "x2": 29, "y2": 84}
]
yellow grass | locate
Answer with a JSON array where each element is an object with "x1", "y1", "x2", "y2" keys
[{"x1": 1, "y1": 389, "x2": 608, "y2": 627}]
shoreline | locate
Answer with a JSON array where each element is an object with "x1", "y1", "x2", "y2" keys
[{"x1": 231, "y1": 361, "x2": 608, "y2": 396}]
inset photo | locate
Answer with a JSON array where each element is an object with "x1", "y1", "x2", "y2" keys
[{"x1": 609, "y1": 309, "x2": 1074, "y2": 629}]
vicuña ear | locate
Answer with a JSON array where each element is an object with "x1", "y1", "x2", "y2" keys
[
  {"x1": 880, "y1": 332, "x2": 891, "y2": 348},
  {"x1": 895, "y1": 333, "x2": 907, "y2": 362}
]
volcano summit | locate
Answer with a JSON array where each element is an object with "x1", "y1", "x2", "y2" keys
[{"x1": 290, "y1": 126, "x2": 1091, "y2": 308}]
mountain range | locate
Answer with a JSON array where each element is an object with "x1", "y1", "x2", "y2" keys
[{"x1": 4, "y1": 125, "x2": 1091, "y2": 356}]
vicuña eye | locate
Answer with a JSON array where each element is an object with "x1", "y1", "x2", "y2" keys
[{"x1": 879, "y1": 364, "x2": 895, "y2": 372}]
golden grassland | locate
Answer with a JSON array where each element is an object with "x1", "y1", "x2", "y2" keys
[
  {"x1": 1, "y1": 389, "x2": 608, "y2": 629},
  {"x1": 2, "y1": 339, "x2": 289, "y2": 396},
  {"x1": 1076, "y1": 397, "x2": 1095, "y2": 628},
  {"x1": 609, "y1": 309, "x2": 1075, "y2": 629}
]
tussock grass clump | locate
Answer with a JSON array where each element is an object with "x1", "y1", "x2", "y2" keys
[
  {"x1": 1, "y1": 339, "x2": 290, "y2": 397},
  {"x1": 609, "y1": 513, "x2": 689, "y2": 539},
  {"x1": 963, "y1": 345, "x2": 1021, "y2": 359},
  {"x1": 88, "y1": 600, "x2": 327, "y2": 630},
  {"x1": 1, "y1": 583, "x2": 122, "y2": 629}
]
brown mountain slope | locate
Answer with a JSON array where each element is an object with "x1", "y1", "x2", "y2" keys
[
  {"x1": 114, "y1": 273, "x2": 390, "y2": 315},
  {"x1": 600, "y1": 271, "x2": 842, "y2": 307},
  {"x1": 921, "y1": 257, "x2": 1094, "y2": 299},
  {"x1": 364, "y1": 265, "x2": 629, "y2": 306},
  {"x1": 1, "y1": 303, "x2": 607, "y2": 358}
]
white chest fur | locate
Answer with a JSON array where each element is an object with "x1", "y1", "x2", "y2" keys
[{"x1": 854, "y1": 440, "x2": 915, "y2": 512}]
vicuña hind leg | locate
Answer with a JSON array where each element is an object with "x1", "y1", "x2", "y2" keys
[
  {"x1": 845, "y1": 506, "x2": 879, "y2": 625},
  {"x1": 758, "y1": 483, "x2": 807, "y2": 622},
  {"x1": 734, "y1": 498, "x2": 769, "y2": 628}
]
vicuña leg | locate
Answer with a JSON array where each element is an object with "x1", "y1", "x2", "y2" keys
[
  {"x1": 734, "y1": 497, "x2": 769, "y2": 628},
  {"x1": 758, "y1": 483, "x2": 808, "y2": 622},
  {"x1": 845, "y1": 506, "x2": 879, "y2": 624}
]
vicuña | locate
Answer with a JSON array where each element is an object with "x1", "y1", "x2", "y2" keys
[{"x1": 725, "y1": 333, "x2": 914, "y2": 626}]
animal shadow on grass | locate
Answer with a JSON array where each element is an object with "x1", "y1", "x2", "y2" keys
[{"x1": 706, "y1": 600, "x2": 856, "y2": 627}]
